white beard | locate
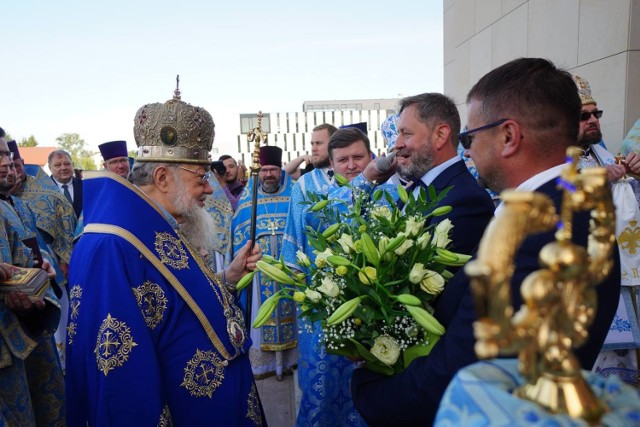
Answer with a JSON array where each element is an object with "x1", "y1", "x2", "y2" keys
[{"x1": 172, "y1": 177, "x2": 217, "y2": 258}]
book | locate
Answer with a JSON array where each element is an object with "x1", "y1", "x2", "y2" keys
[{"x1": 0, "y1": 267, "x2": 50, "y2": 302}]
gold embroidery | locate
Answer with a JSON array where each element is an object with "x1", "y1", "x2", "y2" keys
[
  {"x1": 180, "y1": 349, "x2": 225, "y2": 398},
  {"x1": 157, "y1": 405, "x2": 173, "y2": 427},
  {"x1": 246, "y1": 383, "x2": 263, "y2": 426},
  {"x1": 132, "y1": 281, "x2": 168, "y2": 330},
  {"x1": 155, "y1": 231, "x2": 189, "y2": 270},
  {"x1": 94, "y1": 314, "x2": 138, "y2": 376},
  {"x1": 67, "y1": 285, "x2": 83, "y2": 344},
  {"x1": 618, "y1": 219, "x2": 640, "y2": 255}
]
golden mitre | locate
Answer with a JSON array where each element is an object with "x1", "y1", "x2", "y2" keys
[
  {"x1": 571, "y1": 74, "x2": 597, "y2": 106},
  {"x1": 133, "y1": 78, "x2": 215, "y2": 165}
]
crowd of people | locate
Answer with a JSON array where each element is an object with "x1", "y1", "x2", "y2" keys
[{"x1": 0, "y1": 56, "x2": 639, "y2": 426}]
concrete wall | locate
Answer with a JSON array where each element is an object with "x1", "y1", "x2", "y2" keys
[{"x1": 444, "y1": 0, "x2": 640, "y2": 153}]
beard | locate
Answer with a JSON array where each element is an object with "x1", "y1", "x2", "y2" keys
[
  {"x1": 578, "y1": 127, "x2": 602, "y2": 148},
  {"x1": 313, "y1": 156, "x2": 330, "y2": 169},
  {"x1": 261, "y1": 179, "x2": 280, "y2": 193},
  {"x1": 172, "y1": 178, "x2": 217, "y2": 258},
  {"x1": 398, "y1": 140, "x2": 435, "y2": 179}
]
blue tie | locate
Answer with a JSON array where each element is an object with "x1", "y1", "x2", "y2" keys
[{"x1": 62, "y1": 183, "x2": 72, "y2": 204}]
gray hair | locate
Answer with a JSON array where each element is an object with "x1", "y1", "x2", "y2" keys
[
  {"x1": 48, "y1": 149, "x2": 72, "y2": 165},
  {"x1": 128, "y1": 161, "x2": 175, "y2": 186}
]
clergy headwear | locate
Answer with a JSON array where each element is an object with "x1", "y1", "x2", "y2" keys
[
  {"x1": 7, "y1": 140, "x2": 21, "y2": 160},
  {"x1": 259, "y1": 146, "x2": 283, "y2": 167},
  {"x1": 340, "y1": 122, "x2": 368, "y2": 135},
  {"x1": 133, "y1": 77, "x2": 215, "y2": 165},
  {"x1": 98, "y1": 140, "x2": 128, "y2": 161},
  {"x1": 572, "y1": 74, "x2": 597, "y2": 106}
]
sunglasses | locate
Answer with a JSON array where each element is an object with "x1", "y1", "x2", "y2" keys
[
  {"x1": 580, "y1": 110, "x2": 603, "y2": 121},
  {"x1": 458, "y1": 119, "x2": 508, "y2": 149}
]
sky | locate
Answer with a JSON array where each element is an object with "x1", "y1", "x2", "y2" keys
[{"x1": 1, "y1": 0, "x2": 444, "y2": 158}]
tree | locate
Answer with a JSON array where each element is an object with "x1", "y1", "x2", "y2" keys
[
  {"x1": 19, "y1": 135, "x2": 38, "y2": 147},
  {"x1": 55, "y1": 133, "x2": 97, "y2": 171},
  {"x1": 128, "y1": 149, "x2": 137, "y2": 159}
]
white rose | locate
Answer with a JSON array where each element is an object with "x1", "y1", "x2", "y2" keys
[
  {"x1": 405, "y1": 216, "x2": 425, "y2": 237},
  {"x1": 304, "y1": 289, "x2": 322, "y2": 303},
  {"x1": 434, "y1": 219, "x2": 453, "y2": 248},
  {"x1": 370, "y1": 335, "x2": 401, "y2": 366},
  {"x1": 408, "y1": 263, "x2": 429, "y2": 284},
  {"x1": 394, "y1": 235, "x2": 414, "y2": 256},
  {"x1": 420, "y1": 271, "x2": 445, "y2": 295},
  {"x1": 337, "y1": 233, "x2": 355, "y2": 254},
  {"x1": 317, "y1": 277, "x2": 340, "y2": 298}
]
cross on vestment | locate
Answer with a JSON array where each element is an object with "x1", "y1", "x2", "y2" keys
[{"x1": 268, "y1": 219, "x2": 278, "y2": 236}]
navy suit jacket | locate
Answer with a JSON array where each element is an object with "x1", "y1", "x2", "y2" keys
[
  {"x1": 351, "y1": 178, "x2": 621, "y2": 426},
  {"x1": 426, "y1": 160, "x2": 495, "y2": 256},
  {"x1": 51, "y1": 176, "x2": 83, "y2": 218}
]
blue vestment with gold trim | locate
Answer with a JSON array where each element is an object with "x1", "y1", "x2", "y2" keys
[
  {"x1": 232, "y1": 173, "x2": 298, "y2": 376},
  {"x1": 67, "y1": 172, "x2": 265, "y2": 426},
  {"x1": 0, "y1": 199, "x2": 65, "y2": 426}
]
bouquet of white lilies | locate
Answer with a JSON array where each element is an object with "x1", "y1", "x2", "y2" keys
[{"x1": 250, "y1": 176, "x2": 470, "y2": 375}]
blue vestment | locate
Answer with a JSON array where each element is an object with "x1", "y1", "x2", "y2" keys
[
  {"x1": 67, "y1": 172, "x2": 265, "y2": 426},
  {"x1": 282, "y1": 168, "x2": 368, "y2": 427},
  {"x1": 0, "y1": 199, "x2": 65, "y2": 426},
  {"x1": 232, "y1": 173, "x2": 298, "y2": 377}
]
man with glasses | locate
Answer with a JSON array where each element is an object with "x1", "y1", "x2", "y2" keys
[
  {"x1": 572, "y1": 74, "x2": 640, "y2": 181},
  {"x1": 66, "y1": 87, "x2": 265, "y2": 426},
  {"x1": 231, "y1": 146, "x2": 298, "y2": 381},
  {"x1": 99, "y1": 140, "x2": 131, "y2": 178},
  {"x1": 352, "y1": 58, "x2": 620, "y2": 426}
]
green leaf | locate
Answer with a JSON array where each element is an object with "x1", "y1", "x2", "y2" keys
[{"x1": 403, "y1": 332, "x2": 441, "y2": 368}]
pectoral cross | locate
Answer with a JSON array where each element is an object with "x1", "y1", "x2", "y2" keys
[{"x1": 268, "y1": 219, "x2": 278, "y2": 235}]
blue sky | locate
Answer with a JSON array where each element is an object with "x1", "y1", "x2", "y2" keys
[{"x1": 1, "y1": 0, "x2": 444, "y2": 156}]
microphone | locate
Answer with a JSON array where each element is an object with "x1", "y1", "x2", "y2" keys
[{"x1": 375, "y1": 151, "x2": 397, "y2": 173}]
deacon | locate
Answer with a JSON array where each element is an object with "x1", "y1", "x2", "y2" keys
[
  {"x1": 231, "y1": 145, "x2": 298, "y2": 380},
  {"x1": 66, "y1": 85, "x2": 266, "y2": 426},
  {"x1": 283, "y1": 127, "x2": 372, "y2": 427}
]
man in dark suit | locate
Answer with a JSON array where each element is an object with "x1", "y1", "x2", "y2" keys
[
  {"x1": 362, "y1": 92, "x2": 495, "y2": 255},
  {"x1": 351, "y1": 58, "x2": 621, "y2": 426},
  {"x1": 48, "y1": 149, "x2": 82, "y2": 217}
]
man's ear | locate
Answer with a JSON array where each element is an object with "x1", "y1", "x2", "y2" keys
[
  {"x1": 153, "y1": 165, "x2": 172, "y2": 193},
  {"x1": 433, "y1": 124, "x2": 452, "y2": 150},
  {"x1": 501, "y1": 120, "x2": 523, "y2": 158}
]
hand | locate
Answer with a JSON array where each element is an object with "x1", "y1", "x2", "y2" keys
[
  {"x1": 624, "y1": 152, "x2": 640, "y2": 175},
  {"x1": 4, "y1": 291, "x2": 45, "y2": 313},
  {"x1": 0, "y1": 263, "x2": 18, "y2": 281},
  {"x1": 605, "y1": 164, "x2": 626, "y2": 182},
  {"x1": 225, "y1": 241, "x2": 262, "y2": 284},
  {"x1": 41, "y1": 260, "x2": 56, "y2": 278},
  {"x1": 362, "y1": 153, "x2": 398, "y2": 184}
]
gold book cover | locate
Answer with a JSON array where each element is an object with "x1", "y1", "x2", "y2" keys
[{"x1": 0, "y1": 267, "x2": 50, "y2": 296}]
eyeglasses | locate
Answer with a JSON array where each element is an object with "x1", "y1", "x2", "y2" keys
[
  {"x1": 0, "y1": 151, "x2": 14, "y2": 161},
  {"x1": 177, "y1": 165, "x2": 211, "y2": 183},
  {"x1": 105, "y1": 157, "x2": 129, "y2": 166},
  {"x1": 458, "y1": 119, "x2": 508, "y2": 149},
  {"x1": 580, "y1": 110, "x2": 603, "y2": 121}
]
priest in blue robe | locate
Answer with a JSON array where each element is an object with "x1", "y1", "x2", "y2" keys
[{"x1": 232, "y1": 146, "x2": 298, "y2": 379}]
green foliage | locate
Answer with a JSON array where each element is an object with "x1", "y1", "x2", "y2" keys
[
  {"x1": 55, "y1": 133, "x2": 97, "y2": 171},
  {"x1": 18, "y1": 135, "x2": 38, "y2": 147}
]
